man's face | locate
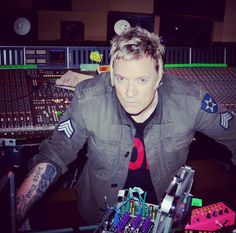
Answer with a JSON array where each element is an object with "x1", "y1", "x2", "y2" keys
[{"x1": 113, "y1": 57, "x2": 162, "y2": 117}]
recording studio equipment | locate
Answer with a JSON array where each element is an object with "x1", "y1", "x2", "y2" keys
[
  {"x1": 0, "y1": 45, "x2": 111, "y2": 140},
  {"x1": 0, "y1": 45, "x2": 235, "y2": 233},
  {"x1": 1, "y1": 46, "x2": 235, "y2": 68},
  {"x1": 60, "y1": 21, "x2": 85, "y2": 45},
  {"x1": 94, "y1": 165, "x2": 195, "y2": 233},
  {"x1": 0, "y1": 10, "x2": 37, "y2": 45},
  {"x1": 0, "y1": 46, "x2": 236, "y2": 140},
  {"x1": 0, "y1": 69, "x2": 74, "y2": 139},
  {"x1": 185, "y1": 202, "x2": 235, "y2": 231},
  {"x1": 25, "y1": 47, "x2": 68, "y2": 68},
  {"x1": 0, "y1": 138, "x2": 21, "y2": 174},
  {"x1": 107, "y1": 11, "x2": 154, "y2": 42},
  {"x1": 13, "y1": 17, "x2": 31, "y2": 36},
  {"x1": 165, "y1": 67, "x2": 236, "y2": 113},
  {"x1": 0, "y1": 46, "x2": 110, "y2": 69}
]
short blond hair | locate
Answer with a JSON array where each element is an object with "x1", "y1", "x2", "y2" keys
[{"x1": 110, "y1": 26, "x2": 165, "y2": 85}]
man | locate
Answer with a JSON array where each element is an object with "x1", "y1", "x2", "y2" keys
[{"x1": 16, "y1": 26, "x2": 236, "y2": 225}]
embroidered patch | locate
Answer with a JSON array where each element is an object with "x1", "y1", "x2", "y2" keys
[
  {"x1": 201, "y1": 93, "x2": 218, "y2": 113},
  {"x1": 220, "y1": 111, "x2": 234, "y2": 130},
  {"x1": 57, "y1": 119, "x2": 74, "y2": 138}
]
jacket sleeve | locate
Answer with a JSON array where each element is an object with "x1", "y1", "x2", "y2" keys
[
  {"x1": 29, "y1": 86, "x2": 88, "y2": 177},
  {"x1": 194, "y1": 85, "x2": 236, "y2": 165}
]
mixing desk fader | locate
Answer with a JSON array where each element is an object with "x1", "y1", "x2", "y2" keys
[
  {"x1": 166, "y1": 67, "x2": 236, "y2": 113},
  {"x1": 0, "y1": 69, "x2": 74, "y2": 139},
  {"x1": 1, "y1": 67, "x2": 236, "y2": 140}
]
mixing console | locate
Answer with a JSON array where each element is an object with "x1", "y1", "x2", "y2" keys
[
  {"x1": 0, "y1": 69, "x2": 74, "y2": 139},
  {"x1": 0, "y1": 67, "x2": 236, "y2": 141},
  {"x1": 166, "y1": 67, "x2": 236, "y2": 113}
]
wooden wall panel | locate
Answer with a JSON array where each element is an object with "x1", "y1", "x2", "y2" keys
[
  {"x1": 38, "y1": 0, "x2": 154, "y2": 42},
  {"x1": 222, "y1": 0, "x2": 236, "y2": 41},
  {"x1": 2, "y1": 0, "x2": 235, "y2": 43},
  {"x1": 38, "y1": 11, "x2": 107, "y2": 41}
]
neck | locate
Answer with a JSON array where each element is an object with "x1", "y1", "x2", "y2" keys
[{"x1": 131, "y1": 92, "x2": 158, "y2": 123}]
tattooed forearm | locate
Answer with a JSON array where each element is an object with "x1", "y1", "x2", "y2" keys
[
  {"x1": 16, "y1": 163, "x2": 57, "y2": 224},
  {"x1": 16, "y1": 195, "x2": 27, "y2": 222},
  {"x1": 32, "y1": 166, "x2": 43, "y2": 183},
  {"x1": 38, "y1": 164, "x2": 57, "y2": 194}
]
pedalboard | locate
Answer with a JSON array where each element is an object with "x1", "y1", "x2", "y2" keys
[{"x1": 185, "y1": 202, "x2": 235, "y2": 231}]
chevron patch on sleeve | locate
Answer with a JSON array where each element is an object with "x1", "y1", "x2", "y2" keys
[
  {"x1": 220, "y1": 111, "x2": 234, "y2": 130},
  {"x1": 57, "y1": 119, "x2": 75, "y2": 138}
]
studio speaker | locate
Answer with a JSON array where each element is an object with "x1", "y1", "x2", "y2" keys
[
  {"x1": 107, "y1": 11, "x2": 154, "y2": 42},
  {"x1": 60, "y1": 21, "x2": 84, "y2": 45},
  {"x1": 159, "y1": 15, "x2": 213, "y2": 47},
  {"x1": 0, "y1": 10, "x2": 37, "y2": 45}
]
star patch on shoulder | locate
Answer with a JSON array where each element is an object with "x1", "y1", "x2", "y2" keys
[
  {"x1": 57, "y1": 119, "x2": 75, "y2": 138},
  {"x1": 201, "y1": 93, "x2": 218, "y2": 113},
  {"x1": 220, "y1": 111, "x2": 234, "y2": 130}
]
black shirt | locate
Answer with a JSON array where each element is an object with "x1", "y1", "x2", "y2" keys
[{"x1": 124, "y1": 110, "x2": 158, "y2": 204}]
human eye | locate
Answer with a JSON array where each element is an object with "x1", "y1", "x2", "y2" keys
[
  {"x1": 115, "y1": 75, "x2": 126, "y2": 83},
  {"x1": 137, "y1": 77, "x2": 148, "y2": 84}
]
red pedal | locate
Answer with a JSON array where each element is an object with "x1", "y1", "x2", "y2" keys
[{"x1": 185, "y1": 202, "x2": 235, "y2": 231}]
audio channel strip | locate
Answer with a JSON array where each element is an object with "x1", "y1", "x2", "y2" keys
[
  {"x1": 0, "y1": 67, "x2": 236, "y2": 140},
  {"x1": 0, "y1": 69, "x2": 74, "y2": 139}
]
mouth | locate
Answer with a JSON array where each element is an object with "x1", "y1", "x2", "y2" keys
[{"x1": 125, "y1": 101, "x2": 137, "y2": 106}]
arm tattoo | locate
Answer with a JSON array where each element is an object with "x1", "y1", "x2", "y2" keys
[
  {"x1": 16, "y1": 195, "x2": 27, "y2": 223},
  {"x1": 38, "y1": 164, "x2": 57, "y2": 193},
  {"x1": 16, "y1": 164, "x2": 57, "y2": 223}
]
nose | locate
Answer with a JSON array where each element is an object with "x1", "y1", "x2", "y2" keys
[{"x1": 126, "y1": 81, "x2": 137, "y2": 98}]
